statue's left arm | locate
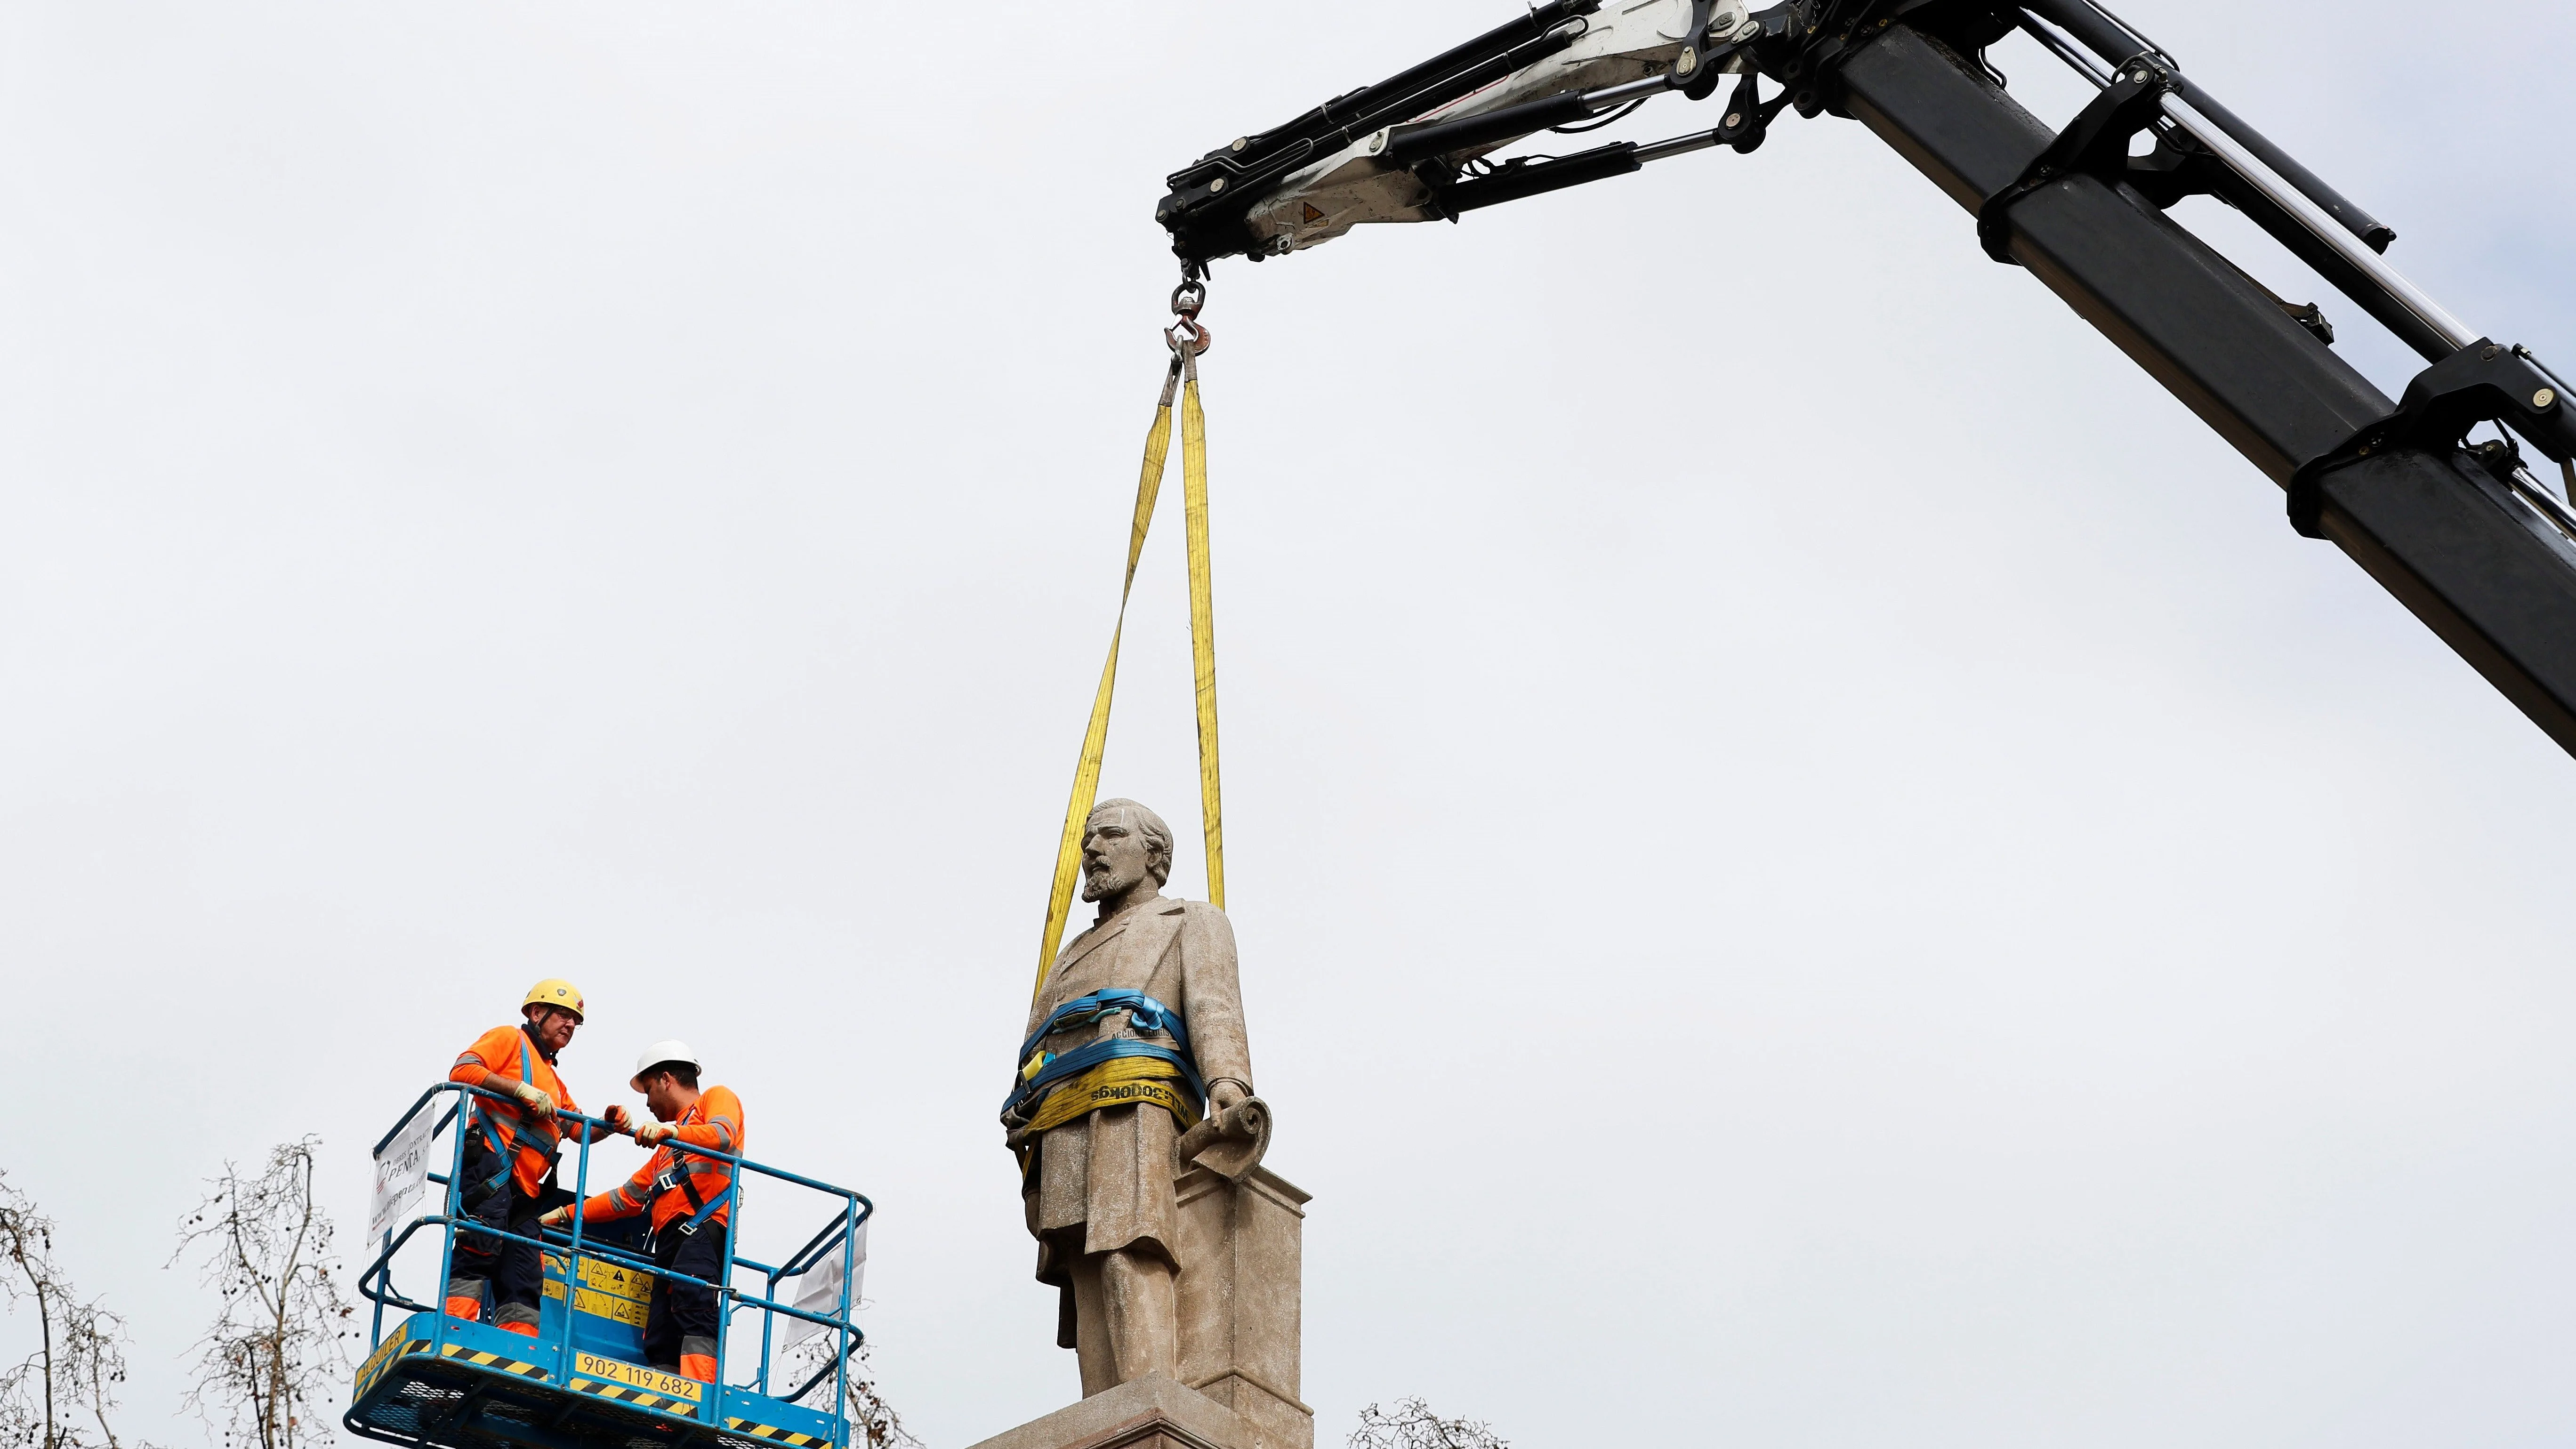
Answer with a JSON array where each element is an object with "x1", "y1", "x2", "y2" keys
[{"x1": 1178, "y1": 903, "x2": 1253, "y2": 1109}]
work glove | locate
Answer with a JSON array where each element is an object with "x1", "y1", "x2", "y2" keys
[
  {"x1": 512, "y1": 1082, "x2": 557, "y2": 1119},
  {"x1": 602, "y1": 1105, "x2": 633, "y2": 1135},
  {"x1": 635, "y1": 1121, "x2": 676, "y2": 1147},
  {"x1": 539, "y1": 1207, "x2": 572, "y2": 1230}
]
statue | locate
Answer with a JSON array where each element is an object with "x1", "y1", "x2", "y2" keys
[{"x1": 1005, "y1": 799, "x2": 1259, "y2": 1396}]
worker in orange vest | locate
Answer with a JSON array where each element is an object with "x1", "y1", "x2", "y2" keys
[
  {"x1": 543, "y1": 1040, "x2": 742, "y2": 1383},
  {"x1": 445, "y1": 979, "x2": 628, "y2": 1336}
]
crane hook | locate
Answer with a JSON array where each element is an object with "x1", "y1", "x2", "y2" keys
[{"x1": 1167, "y1": 275, "x2": 1212, "y2": 357}]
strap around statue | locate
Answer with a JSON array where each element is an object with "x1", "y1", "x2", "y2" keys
[{"x1": 1006, "y1": 990, "x2": 1205, "y2": 1138}]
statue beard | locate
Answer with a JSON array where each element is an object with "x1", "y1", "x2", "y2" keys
[{"x1": 1082, "y1": 860, "x2": 1154, "y2": 904}]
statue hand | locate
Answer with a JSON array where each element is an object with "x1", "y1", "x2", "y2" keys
[{"x1": 1208, "y1": 1079, "x2": 1249, "y2": 1113}]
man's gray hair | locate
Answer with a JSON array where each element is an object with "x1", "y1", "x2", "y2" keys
[{"x1": 1088, "y1": 798, "x2": 1175, "y2": 885}]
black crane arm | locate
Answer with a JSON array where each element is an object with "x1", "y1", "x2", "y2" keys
[{"x1": 1155, "y1": 0, "x2": 2576, "y2": 759}]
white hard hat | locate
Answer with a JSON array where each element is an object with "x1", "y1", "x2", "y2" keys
[{"x1": 630, "y1": 1039, "x2": 702, "y2": 1092}]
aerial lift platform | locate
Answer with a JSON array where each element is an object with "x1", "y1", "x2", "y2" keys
[{"x1": 350, "y1": 1083, "x2": 872, "y2": 1449}]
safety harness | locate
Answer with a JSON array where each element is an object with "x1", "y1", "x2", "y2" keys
[
  {"x1": 1005, "y1": 989, "x2": 1206, "y2": 1141},
  {"x1": 467, "y1": 1032, "x2": 561, "y2": 1204},
  {"x1": 648, "y1": 1100, "x2": 738, "y2": 1245}
]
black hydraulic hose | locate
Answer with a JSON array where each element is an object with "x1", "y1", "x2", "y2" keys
[
  {"x1": 2194, "y1": 153, "x2": 2456, "y2": 361},
  {"x1": 1385, "y1": 91, "x2": 1605, "y2": 168},
  {"x1": 2170, "y1": 79, "x2": 2396, "y2": 252},
  {"x1": 2018, "y1": 0, "x2": 2398, "y2": 253},
  {"x1": 1554, "y1": 98, "x2": 1650, "y2": 134},
  {"x1": 2013, "y1": 8, "x2": 2445, "y2": 354},
  {"x1": 1441, "y1": 144, "x2": 1647, "y2": 213}
]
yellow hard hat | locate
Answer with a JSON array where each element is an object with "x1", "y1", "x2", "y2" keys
[{"x1": 522, "y1": 978, "x2": 586, "y2": 1022}]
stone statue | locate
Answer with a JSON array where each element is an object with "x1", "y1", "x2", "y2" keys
[{"x1": 1006, "y1": 799, "x2": 1257, "y2": 1397}]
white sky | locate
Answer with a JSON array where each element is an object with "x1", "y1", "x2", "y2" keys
[{"x1": 5, "y1": 2, "x2": 2575, "y2": 1447}]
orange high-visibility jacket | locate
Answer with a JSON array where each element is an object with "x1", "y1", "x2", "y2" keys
[
  {"x1": 578, "y1": 1087, "x2": 744, "y2": 1234},
  {"x1": 450, "y1": 1024, "x2": 585, "y2": 1199}
]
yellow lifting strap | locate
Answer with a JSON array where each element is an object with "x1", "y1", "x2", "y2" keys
[
  {"x1": 1181, "y1": 359, "x2": 1225, "y2": 915},
  {"x1": 1032, "y1": 322, "x2": 1225, "y2": 1002}
]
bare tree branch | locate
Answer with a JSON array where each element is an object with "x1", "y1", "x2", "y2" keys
[
  {"x1": 1350, "y1": 1399, "x2": 1507, "y2": 1449},
  {"x1": 1, "y1": 1171, "x2": 144, "y2": 1449},
  {"x1": 785, "y1": 1339, "x2": 922, "y2": 1449},
  {"x1": 172, "y1": 1141, "x2": 360, "y2": 1449}
]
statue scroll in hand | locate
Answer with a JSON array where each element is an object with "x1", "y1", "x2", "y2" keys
[{"x1": 1005, "y1": 799, "x2": 1259, "y2": 1397}]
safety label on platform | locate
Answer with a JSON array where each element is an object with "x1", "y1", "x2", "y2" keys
[
  {"x1": 577, "y1": 1258, "x2": 654, "y2": 1301},
  {"x1": 543, "y1": 1279, "x2": 651, "y2": 1328},
  {"x1": 573, "y1": 1353, "x2": 702, "y2": 1404},
  {"x1": 543, "y1": 1253, "x2": 657, "y2": 1303}
]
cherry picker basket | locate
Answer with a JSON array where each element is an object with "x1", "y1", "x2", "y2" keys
[{"x1": 350, "y1": 1082, "x2": 872, "y2": 1449}]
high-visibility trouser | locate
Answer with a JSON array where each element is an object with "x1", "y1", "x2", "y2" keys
[
  {"x1": 446, "y1": 1139, "x2": 545, "y2": 1335},
  {"x1": 644, "y1": 1228, "x2": 724, "y2": 1382}
]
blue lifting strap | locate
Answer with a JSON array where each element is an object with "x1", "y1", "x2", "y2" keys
[
  {"x1": 1006, "y1": 990, "x2": 1203, "y2": 1117},
  {"x1": 1017, "y1": 989, "x2": 1194, "y2": 1065}
]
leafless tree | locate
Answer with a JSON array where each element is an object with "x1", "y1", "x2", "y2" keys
[
  {"x1": 0, "y1": 1170, "x2": 140, "y2": 1449},
  {"x1": 1349, "y1": 1400, "x2": 1506, "y2": 1449},
  {"x1": 787, "y1": 1338, "x2": 922, "y2": 1449},
  {"x1": 172, "y1": 1140, "x2": 360, "y2": 1449}
]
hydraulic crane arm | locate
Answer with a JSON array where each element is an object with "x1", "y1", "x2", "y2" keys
[{"x1": 1156, "y1": 0, "x2": 2576, "y2": 760}]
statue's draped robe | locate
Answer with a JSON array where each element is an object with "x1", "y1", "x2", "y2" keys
[{"x1": 1023, "y1": 895, "x2": 1252, "y2": 1340}]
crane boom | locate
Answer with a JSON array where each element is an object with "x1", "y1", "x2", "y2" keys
[{"x1": 1156, "y1": 0, "x2": 2576, "y2": 759}]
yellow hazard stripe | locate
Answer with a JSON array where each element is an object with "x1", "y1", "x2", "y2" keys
[
  {"x1": 353, "y1": 1332, "x2": 419, "y2": 1400},
  {"x1": 438, "y1": 1344, "x2": 548, "y2": 1379},
  {"x1": 1035, "y1": 357, "x2": 1182, "y2": 1000},
  {"x1": 1019, "y1": 1056, "x2": 1202, "y2": 1136},
  {"x1": 726, "y1": 1419, "x2": 829, "y2": 1447},
  {"x1": 1178, "y1": 366, "x2": 1224, "y2": 911},
  {"x1": 357, "y1": 1334, "x2": 578, "y2": 1404}
]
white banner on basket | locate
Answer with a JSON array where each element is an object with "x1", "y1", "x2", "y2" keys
[
  {"x1": 783, "y1": 1220, "x2": 867, "y2": 1351},
  {"x1": 368, "y1": 1107, "x2": 437, "y2": 1242}
]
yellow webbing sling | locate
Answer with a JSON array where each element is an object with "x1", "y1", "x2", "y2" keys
[
  {"x1": 1032, "y1": 323, "x2": 1226, "y2": 1003},
  {"x1": 1181, "y1": 359, "x2": 1225, "y2": 914}
]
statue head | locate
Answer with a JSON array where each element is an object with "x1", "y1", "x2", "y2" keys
[{"x1": 1081, "y1": 798, "x2": 1173, "y2": 903}]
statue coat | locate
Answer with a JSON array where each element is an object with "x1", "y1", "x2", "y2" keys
[{"x1": 1022, "y1": 894, "x2": 1253, "y2": 1305}]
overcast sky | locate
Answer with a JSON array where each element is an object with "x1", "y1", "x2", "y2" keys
[{"x1": 5, "y1": 2, "x2": 2575, "y2": 1447}]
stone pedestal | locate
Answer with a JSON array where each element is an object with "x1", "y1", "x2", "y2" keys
[
  {"x1": 973, "y1": 1168, "x2": 1312, "y2": 1449},
  {"x1": 1174, "y1": 1167, "x2": 1312, "y2": 1449},
  {"x1": 964, "y1": 1376, "x2": 1256, "y2": 1449}
]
